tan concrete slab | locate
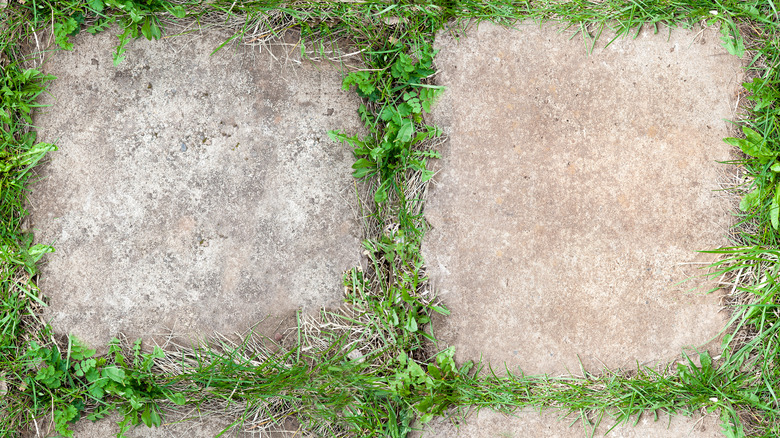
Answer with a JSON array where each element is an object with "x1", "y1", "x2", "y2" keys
[
  {"x1": 423, "y1": 22, "x2": 741, "y2": 375},
  {"x1": 414, "y1": 408, "x2": 723, "y2": 438},
  {"x1": 29, "y1": 27, "x2": 361, "y2": 349}
]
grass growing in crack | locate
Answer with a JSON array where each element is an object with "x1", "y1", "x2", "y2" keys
[
  {"x1": 1, "y1": 6, "x2": 59, "y2": 433},
  {"x1": 150, "y1": 332, "x2": 420, "y2": 437},
  {"x1": 1, "y1": 0, "x2": 780, "y2": 437}
]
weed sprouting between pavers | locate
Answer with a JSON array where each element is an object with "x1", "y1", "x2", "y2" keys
[{"x1": 0, "y1": 0, "x2": 779, "y2": 437}]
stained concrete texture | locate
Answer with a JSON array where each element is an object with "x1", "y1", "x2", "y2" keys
[
  {"x1": 413, "y1": 409, "x2": 723, "y2": 438},
  {"x1": 29, "y1": 27, "x2": 362, "y2": 349},
  {"x1": 423, "y1": 22, "x2": 741, "y2": 376},
  {"x1": 61, "y1": 412, "x2": 298, "y2": 438}
]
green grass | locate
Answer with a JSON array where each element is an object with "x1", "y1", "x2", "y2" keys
[{"x1": 0, "y1": 0, "x2": 778, "y2": 437}]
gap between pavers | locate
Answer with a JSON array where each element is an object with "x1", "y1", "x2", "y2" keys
[
  {"x1": 28, "y1": 26, "x2": 362, "y2": 351},
  {"x1": 423, "y1": 21, "x2": 741, "y2": 377}
]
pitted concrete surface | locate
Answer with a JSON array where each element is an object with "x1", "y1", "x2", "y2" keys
[
  {"x1": 423, "y1": 22, "x2": 741, "y2": 376},
  {"x1": 62, "y1": 412, "x2": 297, "y2": 438},
  {"x1": 29, "y1": 28, "x2": 361, "y2": 349},
  {"x1": 413, "y1": 409, "x2": 723, "y2": 438}
]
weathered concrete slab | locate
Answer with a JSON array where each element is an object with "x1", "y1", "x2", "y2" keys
[
  {"x1": 29, "y1": 27, "x2": 361, "y2": 349},
  {"x1": 424, "y1": 22, "x2": 741, "y2": 376},
  {"x1": 65, "y1": 412, "x2": 295, "y2": 438},
  {"x1": 414, "y1": 409, "x2": 723, "y2": 438}
]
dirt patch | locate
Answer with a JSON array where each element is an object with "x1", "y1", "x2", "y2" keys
[
  {"x1": 28, "y1": 27, "x2": 362, "y2": 349},
  {"x1": 423, "y1": 22, "x2": 742, "y2": 375}
]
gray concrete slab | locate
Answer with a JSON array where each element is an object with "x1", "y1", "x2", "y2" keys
[
  {"x1": 423, "y1": 21, "x2": 741, "y2": 376},
  {"x1": 29, "y1": 27, "x2": 362, "y2": 349},
  {"x1": 61, "y1": 412, "x2": 297, "y2": 438},
  {"x1": 414, "y1": 408, "x2": 723, "y2": 438}
]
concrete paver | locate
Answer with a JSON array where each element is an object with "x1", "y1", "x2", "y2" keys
[
  {"x1": 62, "y1": 412, "x2": 296, "y2": 438},
  {"x1": 414, "y1": 408, "x2": 723, "y2": 438},
  {"x1": 424, "y1": 21, "x2": 740, "y2": 376},
  {"x1": 29, "y1": 27, "x2": 362, "y2": 349}
]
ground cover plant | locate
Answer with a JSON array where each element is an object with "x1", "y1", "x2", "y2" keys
[{"x1": 0, "y1": 0, "x2": 778, "y2": 437}]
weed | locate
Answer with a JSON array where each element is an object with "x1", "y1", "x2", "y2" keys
[
  {"x1": 14, "y1": 0, "x2": 186, "y2": 64},
  {"x1": 330, "y1": 40, "x2": 443, "y2": 203},
  {"x1": 18, "y1": 336, "x2": 187, "y2": 437}
]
